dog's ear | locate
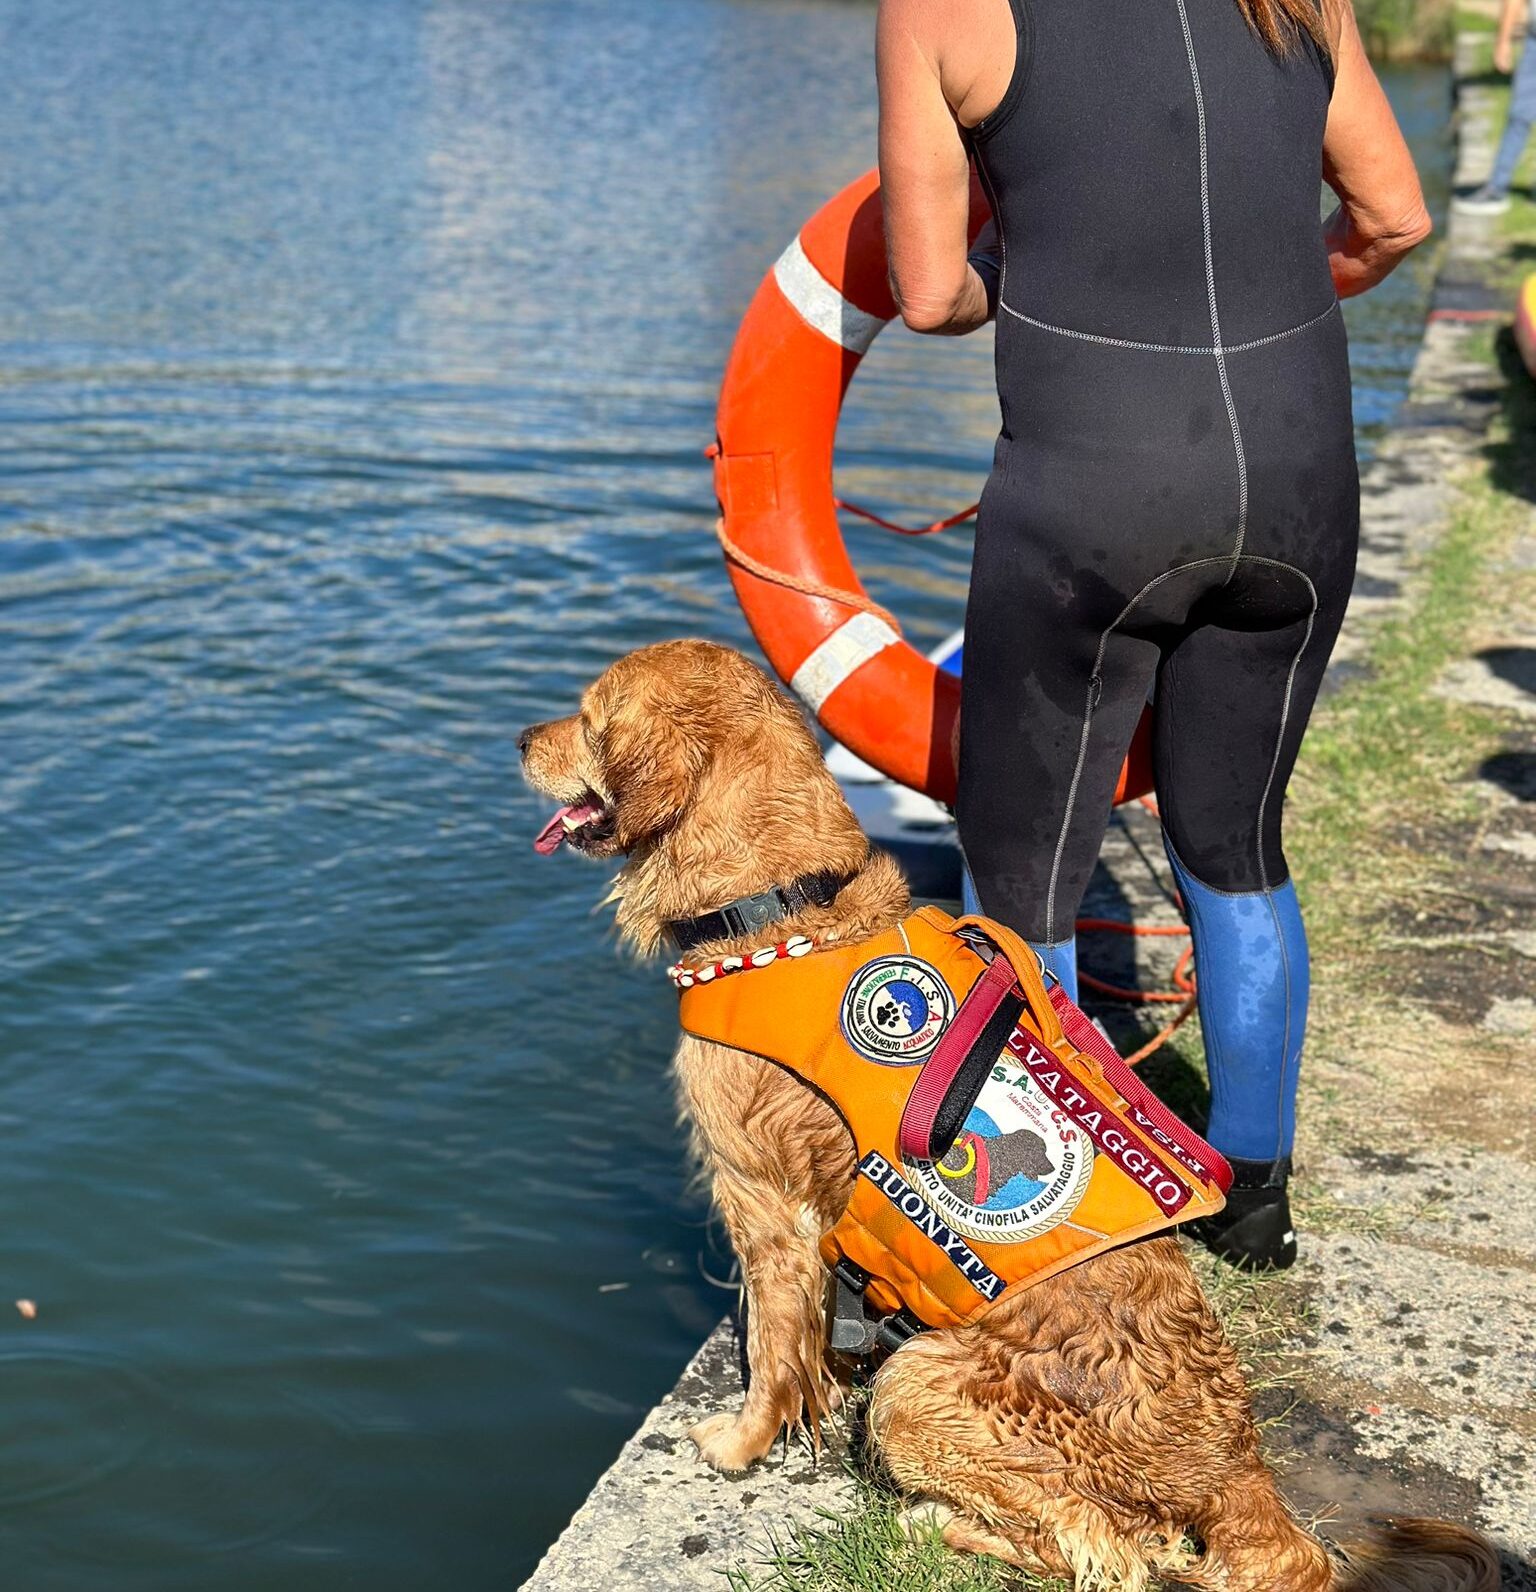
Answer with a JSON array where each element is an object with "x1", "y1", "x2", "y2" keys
[{"x1": 595, "y1": 694, "x2": 709, "y2": 845}]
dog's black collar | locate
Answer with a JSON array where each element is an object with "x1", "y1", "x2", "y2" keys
[{"x1": 665, "y1": 866, "x2": 861, "y2": 953}]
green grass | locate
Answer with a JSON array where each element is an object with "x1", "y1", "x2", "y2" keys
[
  {"x1": 1355, "y1": 0, "x2": 1455, "y2": 59},
  {"x1": 724, "y1": 1489, "x2": 1061, "y2": 1592},
  {"x1": 1285, "y1": 490, "x2": 1510, "y2": 957}
]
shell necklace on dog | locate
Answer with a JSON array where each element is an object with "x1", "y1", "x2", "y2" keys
[
  {"x1": 663, "y1": 864, "x2": 861, "y2": 987},
  {"x1": 667, "y1": 935, "x2": 816, "y2": 989}
]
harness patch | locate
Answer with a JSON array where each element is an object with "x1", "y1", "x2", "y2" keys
[
  {"x1": 1007, "y1": 1029, "x2": 1194, "y2": 1216},
  {"x1": 840, "y1": 955, "x2": 954, "y2": 1065},
  {"x1": 858, "y1": 1151, "x2": 1005, "y2": 1300},
  {"x1": 902, "y1": 1061, "x2": 1095, "y2": 1243}
]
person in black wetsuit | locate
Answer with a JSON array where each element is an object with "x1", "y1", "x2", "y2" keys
[{"x1": 877, "y1": 0, "x2": 1430, "y2": 1268}]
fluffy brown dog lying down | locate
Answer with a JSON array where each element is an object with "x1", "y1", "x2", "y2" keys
[{"x1": 521, "y1": 639, "x2": 1497, "y2": 1592}]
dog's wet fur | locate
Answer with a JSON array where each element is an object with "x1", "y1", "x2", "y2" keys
[{"x1": 522, "y1": 639, "x2": 1497, "y2": 1592}]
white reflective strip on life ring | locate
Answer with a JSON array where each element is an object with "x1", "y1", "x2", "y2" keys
[
  {"x1": 772, "y1": 236, "x2": 887, "y2": 354},
  {"x1": 790, "y1": 612, "x2": 901, "y2": 714}
]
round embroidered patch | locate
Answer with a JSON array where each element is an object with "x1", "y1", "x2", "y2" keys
[
  {"x1": 904, "y1": 1060, "x2": 1095, "y2": 1243},
  {"x1": 839, "y1": 955, "x2": 955, "y2": 1065}
]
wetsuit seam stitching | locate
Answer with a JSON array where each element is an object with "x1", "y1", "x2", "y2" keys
[
  {"x1": 1266, "y1": 884, "x2": 1294, "y2": 1154},
  {"x1": 1214, "y1": 350, "x2": 1247, "y2": 575},
  {"x1": 1172, "y1": 0, "x2": 1249, "y2": 581},
  {"x1": 1163, "y1": 834, "x2": 1289, "y2": 899},
  {"x1": 1255, "y1": 585, "x2": 1317, "y2": 1156},
  {"x1": 1046, "y1": 691, "x2": 1098, "y2": 944},
  {"x1": 1043, "y1": 554, "x2": 1235, "y2": 941},
  {"x1": 1229, "y1": 303, "x2": 1338, "y2": 351},
  {"x1": 995, "y1": 299, "x2": 1336, "y2": 354},
  {"x1": 1253, "y1": 582, "x2": 1319, "y2": 895}
]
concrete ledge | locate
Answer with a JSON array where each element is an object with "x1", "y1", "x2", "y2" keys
[{"x1": 521, "y1": 1318, "x2": 853, "y2": 1591}]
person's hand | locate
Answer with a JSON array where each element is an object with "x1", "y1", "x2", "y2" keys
[{"x1": 1495, "y1": 35, "x2": 1516, "y2": 74}]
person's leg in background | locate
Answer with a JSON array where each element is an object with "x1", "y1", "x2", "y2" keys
[
  {"x1": 1486, "y1": 40, "x2": 1536, "y2": 195},
  {"x1": 1461, "y1": 25, "x2": 1536, "y2": 208}
]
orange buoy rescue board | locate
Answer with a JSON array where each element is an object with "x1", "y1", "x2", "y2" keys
[
  {"x1": 1516, "y1": 274, "x2": 1536, "y2": 379},
  {"x1": 711, "y1": 167, "x2": 1153, "y2": 808}
]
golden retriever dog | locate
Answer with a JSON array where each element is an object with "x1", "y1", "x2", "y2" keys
[{"x1": 521, "y1": 639, "x2": 1497, "y2": 1592}]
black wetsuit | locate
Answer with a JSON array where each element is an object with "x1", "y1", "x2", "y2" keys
[{"x1": 957, "y1": 0, "x2": 1355, "y2": 1181}]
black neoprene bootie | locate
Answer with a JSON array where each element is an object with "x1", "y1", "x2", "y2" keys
[{"x1": 1193, "y1": 1156, "x2": 1297, "y2": 1271}]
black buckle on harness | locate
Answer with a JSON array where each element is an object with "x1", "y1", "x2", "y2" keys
[
  {"x1": 829, "y1": 1259, "x2": 925, "y2": 1357},
  {"x1": 875, "y1": 1310, "x2": 925, "y2": 1354},
  {"x1": 666, "y1": 865, "x2": 862, "y2": 953},
  {"x1": 718, "y1": 888, "x2": 792, "y2": 940},
  {"x1": 956, "y1": 923, "x2": 1049, "y2": 985}
]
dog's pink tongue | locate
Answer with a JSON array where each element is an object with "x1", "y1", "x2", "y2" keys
[
  {"x1": 532, "y1": 801, "x2": 600, "y2": 855},
  {"x1": 533, "y1": 809, "x2": 571, "y2": 854}
]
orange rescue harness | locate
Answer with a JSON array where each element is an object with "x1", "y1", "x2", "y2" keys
[{"x1": 676, "y1": 906, "x2": 1231, "y2": 1338}]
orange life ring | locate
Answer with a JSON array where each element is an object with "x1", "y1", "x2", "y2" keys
[{"x1": 711, "y1": 167, "x2": 1153, "y2": 809}]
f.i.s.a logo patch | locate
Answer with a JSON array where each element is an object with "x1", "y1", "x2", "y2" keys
[
  {"x1": 840, "y1": 955, "x2": 955, "y2": 1065},
  {"x1": 904, "y1": 1058, "x2": 1096, "y2": 1243}
]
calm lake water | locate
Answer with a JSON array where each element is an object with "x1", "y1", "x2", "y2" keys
[{"x1": 0, "y1": 2, "x2": 1449, "y2": 1586}]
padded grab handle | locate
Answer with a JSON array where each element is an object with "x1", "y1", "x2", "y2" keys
[
  {"x1": 897, "y1": 954, "x2": 1023, "y2": 1161},
  {"x1": 951, "y1": 913, "x2": 1064, "y2": 1049},
  {"x1": 897, "y1": 916, "x2": 1065, "y2": 1163}
]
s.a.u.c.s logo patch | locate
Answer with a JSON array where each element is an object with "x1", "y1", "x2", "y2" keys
[
  {"x1": 904, "y1": 1058, "x2": 1095, "y2": 1243},
  {"x1": 840, "y1": 955, "x2": 955, "y2": 1065}
]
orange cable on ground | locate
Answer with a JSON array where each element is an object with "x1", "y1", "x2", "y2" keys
[
  {"x1": 1121, "y1": 999, "x2": 1197, "y2": 1068},
  {"x1": 1069, "y1": 802, "x2": 1196, "y2": 1063},
  {"x1": 1078, "y1": 923, "x2": 1193, "y2": 1003},
  {"x1": 1074, "y1": 797, "x2": 1199, "y2": 1065},
  {"x1": 1077, "y1": 923, "x2": 1198, "y2": 1067}
]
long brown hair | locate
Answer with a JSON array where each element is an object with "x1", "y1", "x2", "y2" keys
[{"x1": 1236, "y1": 0, "x2": 1333, "y2": 56}]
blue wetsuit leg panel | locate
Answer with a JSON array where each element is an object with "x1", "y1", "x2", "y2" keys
[{"x1": 1165, "y1": 840, "x2": 1309, "y2": 1162}]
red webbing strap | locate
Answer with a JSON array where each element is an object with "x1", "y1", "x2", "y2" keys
[
  {"x1": 897, "y1": 954, "x2": 1017, "y2": 1162},
  {"x1": 1049, "y1": 985, "x2": 1124, "y2": 1074},
  {"x1": 1046, "y1": 987, "x2": 1231, "y2": 1194}
]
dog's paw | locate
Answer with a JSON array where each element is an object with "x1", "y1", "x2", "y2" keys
[{"x1": 688, "y1": 1412, "x2": 768, "y2": 1474}]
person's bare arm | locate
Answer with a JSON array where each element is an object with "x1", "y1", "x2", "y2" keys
[
  {"x1": 1321, "y1": 2, "x2": 1433, "y2": 298},
  {"x1": 1494, "y1": 0, "x2": 1526, "y2": 76},
  {"x1": 876, "y1": 0, "x2": 990, "y2": 335}
]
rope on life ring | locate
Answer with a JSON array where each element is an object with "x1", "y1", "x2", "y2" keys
[
  {"x1": 708, "y1": 467, "x2": 980, "y2": 636},
  {"x1": 714, "y1": 513, "x2": 902, "y2": 637}
]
